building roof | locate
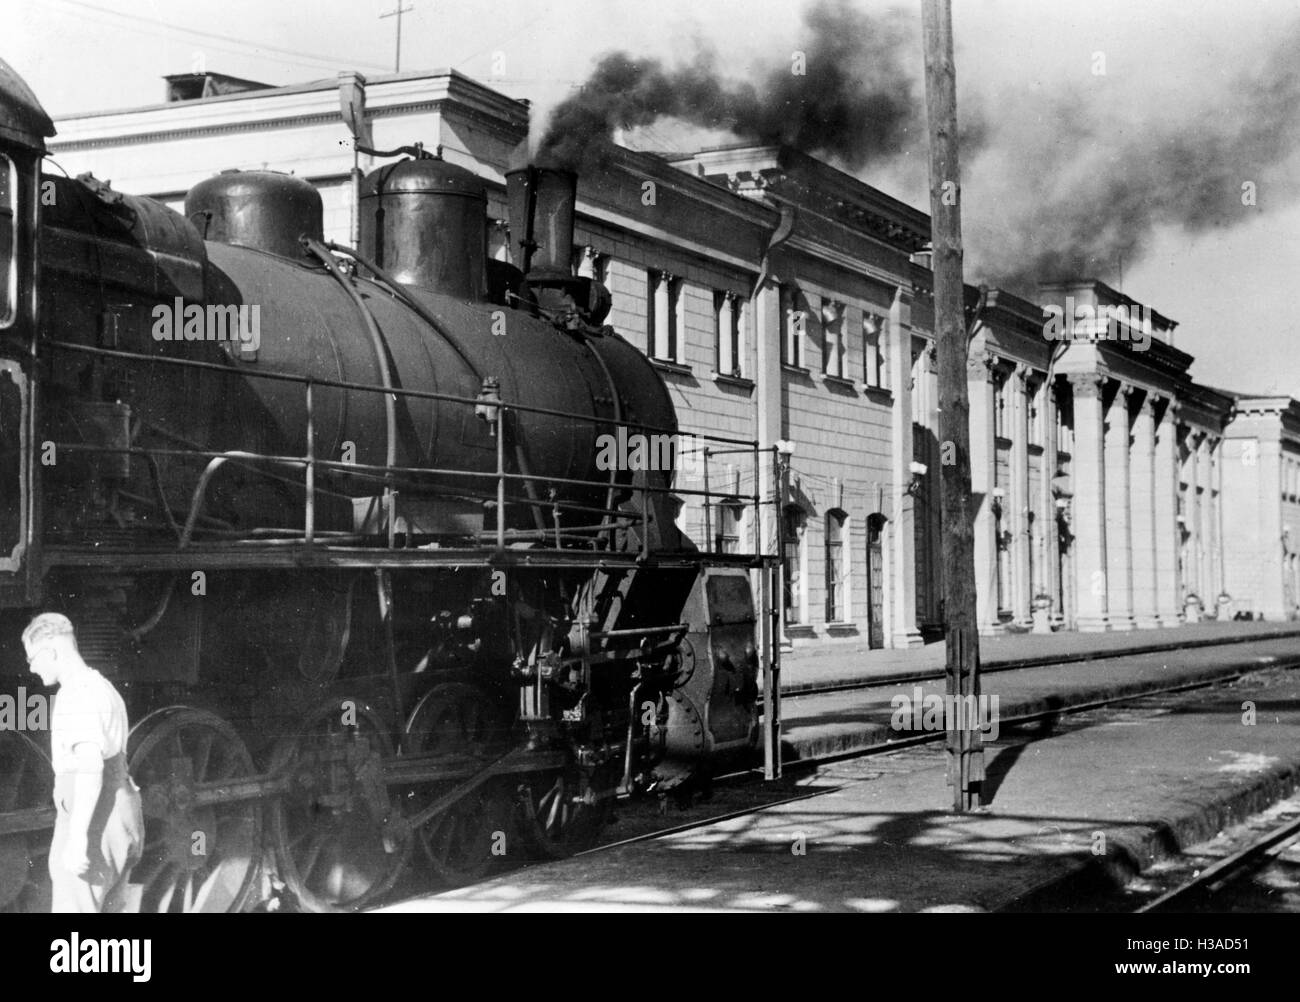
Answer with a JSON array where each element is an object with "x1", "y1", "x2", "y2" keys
[
  {"x1": 52, "y1": 67, "x2": 529, "y2": 124},
  {"x1": 668, "y1": 145, "x2": 930, "y2": 254}
]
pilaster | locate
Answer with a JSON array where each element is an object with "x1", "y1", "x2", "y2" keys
[
  {"x1": 1185, "y1": 430, "x2": 1204, "y2": 603},
  {"x1": 968, "y1": 350, "x2": 1001, "y2": 634},
  {"x1": 1130, "y1": 394, "x2": 1160, "y2": 628},
  {"x1": 1043, "y1": 379, "x2": 1062, "y2": 620},
  {"x1": 1069, "y1": 373, "x2": 1110, "y2": 631},
  {"x1": 1104, "y1": 383, "x2": 1135, "y2": 630},
  {"x1": 1011, "y1": 365, "x2": 1033, "y2": 625},
  {"x1": 889, "y1": 289, "x2": 922, "y2": 648},
  {"x1": 1154, "y1": 399, "x2": 1183, "y2": 625}
]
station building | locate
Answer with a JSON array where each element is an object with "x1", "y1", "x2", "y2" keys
[
  {"x1": 970, "y1": 280, "x2": 1235, "y2": 633},
  {"x1": 43, "y1": 67, "x2": 1261, "y2": 649},
  {"x1": 1221, "y1": 394, "x2": 1300, "y2": 621}
]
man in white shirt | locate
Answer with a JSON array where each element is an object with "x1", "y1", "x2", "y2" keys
[{"x1": 24, "y1": 612, "x2": 143, "y2": 912}]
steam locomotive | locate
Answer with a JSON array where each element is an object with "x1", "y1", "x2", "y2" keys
[{"x1": 0, "y1": 57, "x2": 775, "y2": 912}]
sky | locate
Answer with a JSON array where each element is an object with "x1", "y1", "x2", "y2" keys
[{"x1": 3, "y1": 0, "x2": 1299, "y2": 396}]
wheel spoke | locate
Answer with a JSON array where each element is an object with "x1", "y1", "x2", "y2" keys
[
  {"x1": 271, "y1": 698, "x2": 409, "y2": 911},
  {"x1": 193, "y1": 731, "x2": 215, "y2": 782},
  {"x1": 153, "y1": 866, "x2": 180, "y2": 913},
  {"x1": 128, "y1": 708, "x2": 260, "y2": 914}
]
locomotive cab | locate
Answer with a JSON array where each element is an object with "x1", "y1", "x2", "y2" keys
[{"x1": 0, "y1": 58, "x2": 54, "y2": 588}]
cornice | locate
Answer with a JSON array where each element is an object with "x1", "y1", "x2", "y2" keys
[{"x1": 48, "y1": 97, "x2": 523, "y2": 153}]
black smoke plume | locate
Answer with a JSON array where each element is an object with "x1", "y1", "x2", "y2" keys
[
  {"x1": 965, "y1": 17, "x2": 1300, "y2": 294},
  {"x1": 539, "y1": 2, "x2": 1300, "y2": 300},
  {"x1": 536, "y1": 0, "x2": 925, "y2": 173}
]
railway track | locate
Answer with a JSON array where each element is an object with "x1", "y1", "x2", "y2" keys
[
  {"x1": 373, "y1": 642, "x2": 1300, "y2": 908},
  {"x1": 1136, "y1": 812, "x2": 1300, "y2": 913}
]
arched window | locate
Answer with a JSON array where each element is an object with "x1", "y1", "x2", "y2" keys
[{"x1": 825, "y1": 509, "x2": 849, "y2": 622}]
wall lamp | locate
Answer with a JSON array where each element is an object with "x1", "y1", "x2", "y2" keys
[{"x1": 906, "y1": 460, "x2": 928, "y2": 496}]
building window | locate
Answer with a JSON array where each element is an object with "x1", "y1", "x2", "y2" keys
[
  {"x1": 993, "y1": 369, "x2": 1008, "y2": 439},
  {"x1": 863, "y1": 312, "x2": 887, "y2": 388},
  {"x1": 1028, "y1": 380, "x2": 1044, "y2": 446},
  {"x1": 782, "y1": 504, "x2": 807, "y2": 625},
  {"x1": 714, "y1": 291, "x2": 744, "y2": 378},
  {"x1": 821, "y1": 300, "x2": 845, "y2": 377},
  {"x1": 780, "y1": 284, "x2": 805, "y2": 368},
  {"x1": 647, "y1": 270, "x2": 682, "y2": 363},
  {"x1": 0, "y1": 155, "x2": 14, "y2": 328},
  {"x1": 825, "y1": 509, "x2": 849, "y2": 622},
  {"x1": 715, "y1": 498, "x2": 744, "y2": 554},
  {"x1": 1054, "y1": 383, "x2": 1074, "y2": 455}
]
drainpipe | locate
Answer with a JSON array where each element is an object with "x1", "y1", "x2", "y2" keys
[{"x1": 338, "y1": 72, "x2": 371, "y2": 248}]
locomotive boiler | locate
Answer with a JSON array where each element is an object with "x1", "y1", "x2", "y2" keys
[{"x1": 0, "y1": 57, "x2": 776, "y2": 912}]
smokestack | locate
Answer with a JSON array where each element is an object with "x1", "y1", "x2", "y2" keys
[{"x1": 506, "y1": 166, "x2": 577, "y2": 278}]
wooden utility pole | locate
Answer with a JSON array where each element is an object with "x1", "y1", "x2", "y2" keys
[
  {"x1": 921, "y1": 0, "x2": 984, "y2": 811},
  {"x1": 380, "y1": 3, "x2": 415, "y2": 73}
]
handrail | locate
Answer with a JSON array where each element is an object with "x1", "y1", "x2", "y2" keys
[
  {"x1": 41, "y1": 332, "x2": 768, "y2": 556},
  {"x1": 57, "y1": 441, "x2": 746, "y2": 501},
  {"x1": 44, "y1": 339, "x2": 759, "y2": 449}
]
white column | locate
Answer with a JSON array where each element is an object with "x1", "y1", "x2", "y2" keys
[
  {"x1": 1130, "y1": 394, "x2": 1160, "y2": 628},
  {"x1": 1258, "y1": 436, "x2": 1288, "y2": 620},
  {"x1": 1069, "y1": 374, "x2": 1110, "y2": 631},
  {"x1": 1185, "y1": 431, "x2": 1203, "y2": 604},
  {"x1": 1197, "y1": 436, "x2": 1213, "y2": 605},
  {"x1": 968, "y1": 350, "x2": 1000, "y2": 633},
  {"x1": 1104, "y1": 383, "x2": 1135, "y2": 630},
  {"x1": 1154, "y1": 401, "x2": 1183, "y2": 625},
  {"x1": 1011, "y1": 365, "x2": 1032, "y2": 625},
  {"x1": 1207, "y1": 437, "x2": 1222, "y2": 609},
  {"x1": 1043, "y1": 378, "x2": 1062, "y2": 620}
]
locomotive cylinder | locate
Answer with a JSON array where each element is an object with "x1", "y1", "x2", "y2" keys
[
  {"x1": 185, "y1": 170, "x2": 323, "y2": 261},
  {"x1": 359, "y1": 157, "x2": 488, "y2": 301}
]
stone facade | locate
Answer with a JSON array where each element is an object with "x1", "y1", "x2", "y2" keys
[{"x1": 1221, "y1": 396, "x2": 1300, "y2": 621}]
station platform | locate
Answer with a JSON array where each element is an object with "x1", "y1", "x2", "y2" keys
[
  {"x1": 378, "y1": 631, "x2": 1300, "y2": 913},
  {"x1": 779, "y1": 623, "x2": 1300, "y2": 760},
  {"x1": 780, "y1": 619, "x2": 1300, "y2": 693}
]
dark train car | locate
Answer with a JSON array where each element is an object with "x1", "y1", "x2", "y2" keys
[{"x1": 0, "y1": 57, "x2": 778, "y2": 912}]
